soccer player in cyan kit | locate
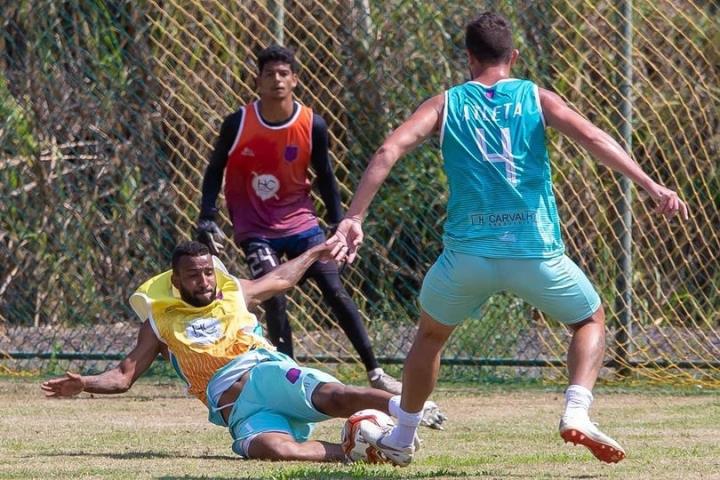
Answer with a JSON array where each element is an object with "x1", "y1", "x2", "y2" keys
[
  {"x1": 197, "y1": 45, "x2": 401, "y2": 394},
  {"x1": 329, "y1": 12, "x2": 688, "y2": 466}
]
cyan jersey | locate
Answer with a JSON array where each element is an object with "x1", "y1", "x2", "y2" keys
[{"x1": 440, "y1": 79, "x2": 564, "y2": 258}]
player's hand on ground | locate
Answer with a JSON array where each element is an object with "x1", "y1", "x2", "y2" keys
[
  {"x1": 420, "y1": 400, "x2": 448, "y2": 430},
  {"x1": 195, "y1": 219, "x2": 226, "y2": 256},
  {"x1": 646, "y1": 183, "x2": 689, "y2": 220},
  {"x1": 326, "y1": 217, "x2": 364, "y2": 264},
  {"x1": 41, "y1": 372, "x2": 84, "y2": 398}
]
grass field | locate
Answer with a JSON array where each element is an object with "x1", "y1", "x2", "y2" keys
[{"x1": 1, "y1": 378, "x2": 718, "y2": 480}]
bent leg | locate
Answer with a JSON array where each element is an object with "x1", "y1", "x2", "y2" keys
[{"x1": 246, "y1": 432, "x2": 344, "y2": 462}]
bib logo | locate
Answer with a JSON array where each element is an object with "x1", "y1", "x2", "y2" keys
[
  {"x1": 252, "y1": 172, "x2": 280, "y2": 201},
  {"x1": 284, "y1": 145, "x2": 299, "y2": 162},
  {"x1": 285, "y1": 368, "x2": 301, "y2": 384},
  {"x1": 185, "y1": 317, "x2": 222, "y2": 345}
]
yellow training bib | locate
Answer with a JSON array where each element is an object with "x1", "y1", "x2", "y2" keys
[{"x1": 129, "y1": 259, "x2": 272, "y2": 404}]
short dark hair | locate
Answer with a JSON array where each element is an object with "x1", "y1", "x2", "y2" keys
[
  {"x1": 257, "y1": 45, "x2": 298, "y2": 74},
  {"x1": 465, "y1": 12, "x2": 514, "y2": 64},
  {"x1": 172, "y1": 241, "x2": 210, "y2": 271}
]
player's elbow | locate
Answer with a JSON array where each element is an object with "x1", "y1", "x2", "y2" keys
[
  {"x1": 117, "y1": 383, "x2": 132, "y2": 394},
  {"x1": 373, "y1": 144, "x2": 401, "y2": 168},
  {"x1": 116, "y1": 376, "x2": 134, "y2": 393},
  {"x1": 113, "y1": 370, "x2": 136, "y2": 393}
]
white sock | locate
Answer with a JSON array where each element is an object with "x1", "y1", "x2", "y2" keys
[
  {"x1": 388, "y1": 395, "x2": 401, "y2": 418},
  {"x1": 563, "y1": 384, "x2": 593, "y2": 420},
  {"x1": 368, "y1": 367, "x2": 384, "y2": 380},
  {"x1": 385, "y1": 404, "x2": 422, "y2": 449}
]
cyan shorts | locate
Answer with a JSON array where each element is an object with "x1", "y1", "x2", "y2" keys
[
  {"x1": 226, "y1": 357, "x2": 341, "y2": 457},
  {"x1": 419, "y1": 250, "x2": 601, "y2": 326}
]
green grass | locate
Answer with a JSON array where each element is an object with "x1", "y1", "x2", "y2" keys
[{"x1": 1, "y1": 379, "x2": 718, "y2": 479}]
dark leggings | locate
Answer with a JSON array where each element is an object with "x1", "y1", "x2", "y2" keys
[{"x1": 240, "y1": 229, "x2": 379, "y2": 372}]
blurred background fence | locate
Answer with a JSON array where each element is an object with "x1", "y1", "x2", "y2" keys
[{"x1": 1, "y1": 0, "x2": 718, "y2": 386}]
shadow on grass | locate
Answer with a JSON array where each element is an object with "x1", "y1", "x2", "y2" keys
[
  {"x1": 36, "y1": 451, "x2": 236, "y2": 461},
  {"x1": 36, "y1": 453, "x2": 608, "y2": 479},
  {"x1": 156, "y1": 470, "x2": 475, "y2": 480},
  {"x1": 155, "y1": 467, "x2": 606, "y2": 480},
  {"x1": 156, "y1": 472, "x2": 605, "y2": 480}
]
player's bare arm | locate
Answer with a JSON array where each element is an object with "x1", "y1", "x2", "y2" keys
[
  {"x1": 539, "y1": 88, "x2": 688, "y2": 220},
  {"x1": 328, "y1": 94, "x2": 445, "y2": 263},
  {"x1": 41, "y1": 320, "x2": 161, "y2": 397},
  {"x1": 240, "y1": 243, "x2": 335, "y2": 310}
]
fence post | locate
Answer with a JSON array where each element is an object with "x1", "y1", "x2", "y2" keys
[
  {"x1": 270, "y1": 0, "x2": 285, "y2": 45},
  {"x1": 614, "y1": 0, "x2": 634, "y2": 376}
]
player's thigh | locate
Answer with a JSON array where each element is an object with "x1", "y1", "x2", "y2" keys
[
  {"x1": 241, "y1": 239, "x2": 281, "y2": 279},
  {"x1": 285, "y1": 227, "x2": 326, "y2": 259},
  {"x1": 288, "y1": 229, "x2": 344, "y2": 285},
  {"x1": 419, "y1": 249, "x2": 498, "y2": 326},
  {"x1": 502, "y1": 255, "x2": 601, "y2": 324},
  {"x1": 241, "y1": 359, "x2": 341, "y2": 423}
]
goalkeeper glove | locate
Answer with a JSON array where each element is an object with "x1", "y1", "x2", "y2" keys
[{"x1": 195, "y1": 218, "x2": 226, "y2": 256}]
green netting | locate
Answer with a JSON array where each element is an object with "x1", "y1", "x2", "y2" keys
[{"x1": 1, "y1": 0, "x2": 718, "y2": 385}]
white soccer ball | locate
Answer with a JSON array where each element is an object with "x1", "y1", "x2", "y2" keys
[{"x1": 341, "y1": 408, "x2": 395, "y2": 463}]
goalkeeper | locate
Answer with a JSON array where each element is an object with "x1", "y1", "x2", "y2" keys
[{"x1": 41, "y1": 241, "x2": 445, "y2": 462}]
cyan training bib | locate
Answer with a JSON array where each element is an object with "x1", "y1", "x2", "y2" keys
[{"x1": 440, "y1": 78, "x2": 564, "y2": 258}]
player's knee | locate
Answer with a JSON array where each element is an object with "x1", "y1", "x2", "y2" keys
[
  {"x1": 311, "y1": 382, "x2": 348, "y2": 415},
  {"x1": 322, "y1": 285, "x2": 351, "y2": 304},
  {"x1": 417, "y1": 324, "x2": 453, "y2": 346},
  {"x1": 569, "y1": 305, "x2": 606, "y2": 332}
]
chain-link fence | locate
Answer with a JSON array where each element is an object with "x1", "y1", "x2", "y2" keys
[{"x1": 1, "y1": 1, "x2": 718, "y2": 385}]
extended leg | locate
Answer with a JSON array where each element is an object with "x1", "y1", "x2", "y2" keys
[
  {"x1": 358, "y1": 310, "x2": 454, "y2": 466},
  {"x1": 400, "y1": 310, "x2": 455, "y2": 414}
]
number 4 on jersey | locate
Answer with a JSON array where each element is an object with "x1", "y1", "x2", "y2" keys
[{"x1": 474, "y1": 127, "x2": 517, "y2": 186}]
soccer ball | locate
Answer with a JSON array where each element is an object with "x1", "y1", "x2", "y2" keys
[{"x1": 341, "y1": 409, "x2": 394, "y2": 463}]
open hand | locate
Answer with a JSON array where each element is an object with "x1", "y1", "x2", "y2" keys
[
  {"x1": 196, "y1": 219, "x2": 227, "y2": 256},
  {"x1": 326, "y1": 217, "x2": 364, "y2": 264},
  {"x1": 41, "y1": 372, "x2": 84, "y2": 398},
  {"x1": 647, "y1": 184, "x2": 689, "y2": 220}
]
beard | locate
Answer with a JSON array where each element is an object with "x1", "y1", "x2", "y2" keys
[{"x1": 181, "y1": 288, "x2": 217, "y2": 308}]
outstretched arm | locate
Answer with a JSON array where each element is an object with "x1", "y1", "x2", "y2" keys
[
  {"x1": 539, "y1": 88, "x2": 688, "y2": 220},
  {"x1": 240, "y1": 243, "x2": 335, "y2": 310},
  {"x1": 328, "y1": 94, "x2": 445, "y2": 263},
  {"x1": 41, "y1": 320, "x2": 161, "y2": 397}
]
